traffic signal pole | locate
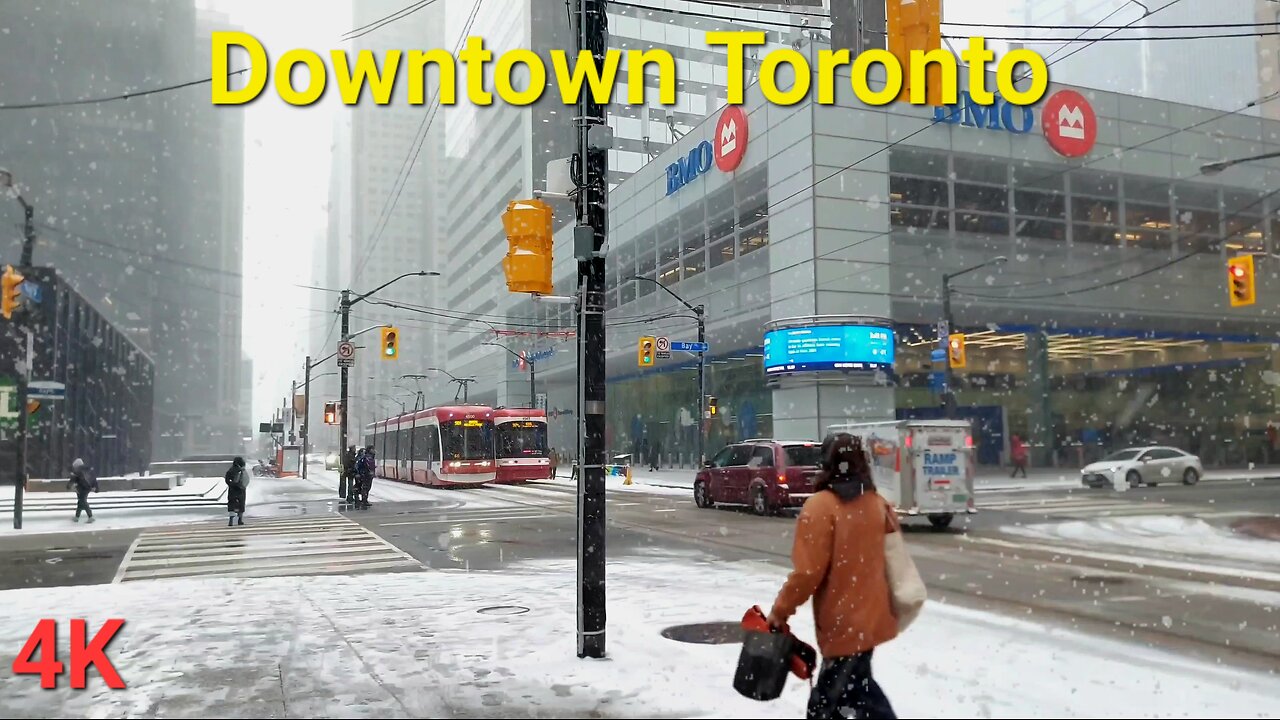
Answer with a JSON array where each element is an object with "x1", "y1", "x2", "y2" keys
[
  {"x1": 574, "y1": 0, "x2": 608, "y2": 660},
  {"x1": 6, "y1": 178, "x2": 35, "y2": 530}
]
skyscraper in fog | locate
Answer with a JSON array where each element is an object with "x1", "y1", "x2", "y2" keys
[{"x1": 0, "y1": 0, "x2": 245, "y2": 460}]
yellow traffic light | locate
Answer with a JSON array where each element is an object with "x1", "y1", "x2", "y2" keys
[
  {"x1": 886, "y1": 0, "x2": 943, "y2": 105},
  {"x1": 1, "y1": 265, "x2": 24, "y2": 320},
  {"x1": 381, "y1": 326, "x2": 399, "y2": 360},
  {"x1": 948, "y1": 333, "x2": 967, "y2": 369},
  {"x1": 1228, "y1": 254, "x2": 1256, "y2": 307},
  {"x1": 638, "y1": 336, "x2": 655, "y2": 367},
  {"x1": 501, "y1": 198, "x2": 554, "y2": 295},
  {"x1": 707, "y1": 396, "x2": 718, "y2": 417}
]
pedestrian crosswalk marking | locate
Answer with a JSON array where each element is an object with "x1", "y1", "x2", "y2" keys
[{"x1": 114, "y1": 513, "x2": 420, "y2": 583}]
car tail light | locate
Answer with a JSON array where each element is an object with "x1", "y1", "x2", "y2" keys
[{"x1": 777, "y1": 473, "x2": 787, "y2": 486}]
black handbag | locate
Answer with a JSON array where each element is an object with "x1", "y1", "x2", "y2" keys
[{"x1": 734, "y1": 628, "x2": 793, "y2": 701}]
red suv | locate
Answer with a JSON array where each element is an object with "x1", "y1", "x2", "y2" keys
[{"x1": 694, "y1": 439, "x2": 823, "y2": 515}]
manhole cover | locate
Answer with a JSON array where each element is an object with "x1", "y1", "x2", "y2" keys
[
  {"x1": 661, "y1": 622, "x2": 744, "y2": 645},
  {"x1": 477, "y1": 605, "x2": 530, "y2": 616}
]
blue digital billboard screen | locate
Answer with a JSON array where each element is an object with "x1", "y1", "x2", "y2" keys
[{"x1": 763, "y1": 325, "x2": 895, "y2": 375}]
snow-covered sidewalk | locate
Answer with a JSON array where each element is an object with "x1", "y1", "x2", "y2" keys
[{"x1": 1, "y1": 551, "x2": 1275, "y2": 718}]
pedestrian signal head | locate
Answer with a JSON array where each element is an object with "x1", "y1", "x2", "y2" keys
[
  {"x1": 1, "y1": 265, "x2": 24, "y2": 320},
  {"x1": 707, "y1": 396, "x2": 718, "y2": 417},
  {"x1": 502, "y1": 198, "x2": 554, "y2": 295},
  {"x1": 324, "y1": 402, "x2": 337, "y2": 425},
  {"x1": 948, "y1": 333, "x2": 967, "y2": 369},
  {"x1": 638, "y1": 336, "x2": 655, "y2": 367},
  {"x1": 1227, "y1": 255, "x2": 1256, "y2": 307},
  {"x1": 381, "y1": 326, "x2": 399, "y2": 360}
]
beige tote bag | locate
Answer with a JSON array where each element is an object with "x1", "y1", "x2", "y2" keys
[{"x1": 884, "y1": 506, "x2": 927, "y2": 632}]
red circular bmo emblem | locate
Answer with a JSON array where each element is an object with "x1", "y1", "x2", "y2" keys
[
  {"x1": 1042, "y1": 89, "x2": 1097, "y2": 158},
  {"x1": 714, "y1": 106, "x2": 749, "y2": 172}
]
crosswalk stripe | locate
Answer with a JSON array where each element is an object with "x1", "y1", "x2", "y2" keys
[{"x1": 114, "y1": 513, "x2": 420, "y2": 582}]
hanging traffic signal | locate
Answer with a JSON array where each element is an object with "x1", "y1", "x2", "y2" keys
[
  {"x1": 1, "y1": 265, "x2": 24, "y2": 320},
  {"x1": 1227, "y1": 255, "x2": 1256, "y2": 307},
  {"x1": 638, "y1": 336, "x2": 655, "y2": 367},
  {"x1": 501, "y1": 198, "x2": 554, "y2": 295},
  {"x1": 323, "y1": 402, "x2": 337, "y2": 425},
  {"x1": 381, "y1": 326, "x2": 399, "y2": 360},
  {"x1": 886, "y1": 0, "x2": 944, "y2": 105},
  {"x1": 948, "y1": 333, "x2": 967, "y2": 369},
  {"x1": 707, "y1": 396, "x2": 718, "y2": 417}
]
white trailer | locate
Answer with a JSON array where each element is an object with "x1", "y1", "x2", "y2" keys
[{"x1": 826, "y1": 420, "x2": 977, "y2": 530}]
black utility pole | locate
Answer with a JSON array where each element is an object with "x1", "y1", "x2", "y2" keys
[
  {"x1": 339, "y1": 289, "x2": 351, "y2": 497},
  {"x1": 3, "y1": 169, "x2": 35, "y2": 530},
  {"x1": 337, "y1": 271, "x2": 437, "y2": 497},
  {"x1": 302, "y1": 357, "x2": 311, "y2": 479},
  {"x1": 574, "y1": 0, "x2": 609, "y2": 660},
  {"x1": 633, "y1": 276, "x2": 705, "y2": 467}
]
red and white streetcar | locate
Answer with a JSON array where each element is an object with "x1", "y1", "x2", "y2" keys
[
  {"x1": 364, "y1": 405, "x2": 496, "y2": 487},
  {"x1": 492, "y1": 407, "x2": 550, "y2": 484}
]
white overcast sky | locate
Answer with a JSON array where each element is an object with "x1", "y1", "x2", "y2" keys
[
  {"x1": 197, "y1": 0, "x2": 1012, "y2": 425},
  {"x1": 201, "y1": 0, "x2": 347, "y2": 425}
]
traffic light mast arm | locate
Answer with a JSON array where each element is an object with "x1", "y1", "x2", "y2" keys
[
  {"x1": 309, "y1": 325, "x2": 387, "y2": 369},
  {"x1": 632, "y1": 275, "x2": 700, "y2": 315}
]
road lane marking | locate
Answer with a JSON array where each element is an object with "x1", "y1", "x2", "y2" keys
[{"x1": 378, "y1": 513, "x2": 552, "y2": 527}]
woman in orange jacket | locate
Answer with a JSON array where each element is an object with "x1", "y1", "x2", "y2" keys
[{"x1": 768, "y1": 432, "x2": 901, "y2": 719}]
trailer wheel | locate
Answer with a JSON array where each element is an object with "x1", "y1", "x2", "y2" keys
[{"x1": 927, "y1": 514, "x2": 954, "y2": 531}]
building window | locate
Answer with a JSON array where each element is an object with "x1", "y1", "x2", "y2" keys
[{"x1": 709, "y1": 235, "x2": 735, "y2": 268}]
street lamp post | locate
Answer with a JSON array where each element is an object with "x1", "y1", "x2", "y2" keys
[
  {"x1": 337, "y1": 272, "x2": 438, "y2": 492},
  {"x1": 299, "y1": 365, "x2": 337, "y2": 480},
  {"x1": 940, "y1": 257, "x2": 1008, "y2": 419},
  {"x1": 1, "y1": 168, "x2": 36, "y2": 530},
  {"x1": 482, "y1": 341, "x2": 536, "y2": 408},
  {"x1": 633, "y1": 276, "x2": 706, "y2": 467},
  {"x1": 1201, "y1": 151, "x2": 1280, "y2": 176}
]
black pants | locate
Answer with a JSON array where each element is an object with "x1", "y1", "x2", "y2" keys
[
  {"x1": 1011, "y1": 461, "x2": 1027, "y2": 478},
  {"x1": 75, "y1": 492, "x2": 92, "y2": 519},
  {"x1": 806, "y1": 651, "x2": 896, "y2": 720}
]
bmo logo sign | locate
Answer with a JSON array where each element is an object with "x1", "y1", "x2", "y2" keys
[
  {"x1": 934, "y1": 87, "x2": 1098, "y2": 159},
  {"x1": 666, "y1": 106, "x2": 750, "y2": 196},
  {"x1": 1041, "y1": 89, "x2": 1097, "y2": 158}
]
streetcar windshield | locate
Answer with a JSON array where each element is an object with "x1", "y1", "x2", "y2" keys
[
  {"x1": 496, "y1": 421, "x2": 549, "y2": 458},
  {"x1": 443, "y1": 419, "x2": 493, "y2": 461}
]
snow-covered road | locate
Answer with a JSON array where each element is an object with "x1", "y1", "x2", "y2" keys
[{"x1": 1, "y1": 550, "x2": 1275, "y2": 718}]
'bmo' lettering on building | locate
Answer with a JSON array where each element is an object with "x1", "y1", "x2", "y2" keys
[
  {"x1": 665, "y1": 141, "x2": 714, "y2": 196},
  {"x1": 934, "y1": 91, "x2": 1036, "y2": 134}
]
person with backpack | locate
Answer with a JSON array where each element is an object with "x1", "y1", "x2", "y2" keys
[
  {"x1": 768, "y1": 433, "x2": 924, "y2": 719},
  {"x1": 67, "y1": 458, "x2": 98, "y2": 523},
  {"x1": 225, "y1": 456, "x2": 250, "y2": 526}
]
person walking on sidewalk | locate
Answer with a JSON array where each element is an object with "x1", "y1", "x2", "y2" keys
[
  {"x1": 768, "y1": 433, "x2": 914, "y2": 719},
  {"x1": 355, "y1": 445, "x2": 376, "y2": 507},
  {"x1": 1010, "y1": 434, "x2": 1029, "y2": 478},
  {"x1": 548, "y1": 447, "x2": 559, "y2": 479},
  {"x1": 225, "y1": 457, "x2": 250, "y2": 527},
  {"x1": 67, "y1": 459, "x2": 98, "y2": 523}
]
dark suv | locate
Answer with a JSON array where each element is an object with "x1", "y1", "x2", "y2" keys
[{"x1": 694, "y1": 439, "x2": 823, "y2": 515}]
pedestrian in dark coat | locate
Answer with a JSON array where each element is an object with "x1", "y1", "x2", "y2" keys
[
  {"x1": 650, "y1": 439, "x2": 663, "y2": 471},
  {"x1": 357, "y1": 446, "x2": 376, "y2": 507},
  {"x1": 225, "y1": 457, "x2": 250, "y2": 527},
  {"x1": 342, "y1": 445, "x2": 358, "y2": 499},
  {"x1": 68, "y1": 458, "x2": 98, "y2": 523}
]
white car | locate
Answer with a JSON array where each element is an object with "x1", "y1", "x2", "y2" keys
[{"x1": 1081, "y1": 446, "x2": 1203, "y2": 489}]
